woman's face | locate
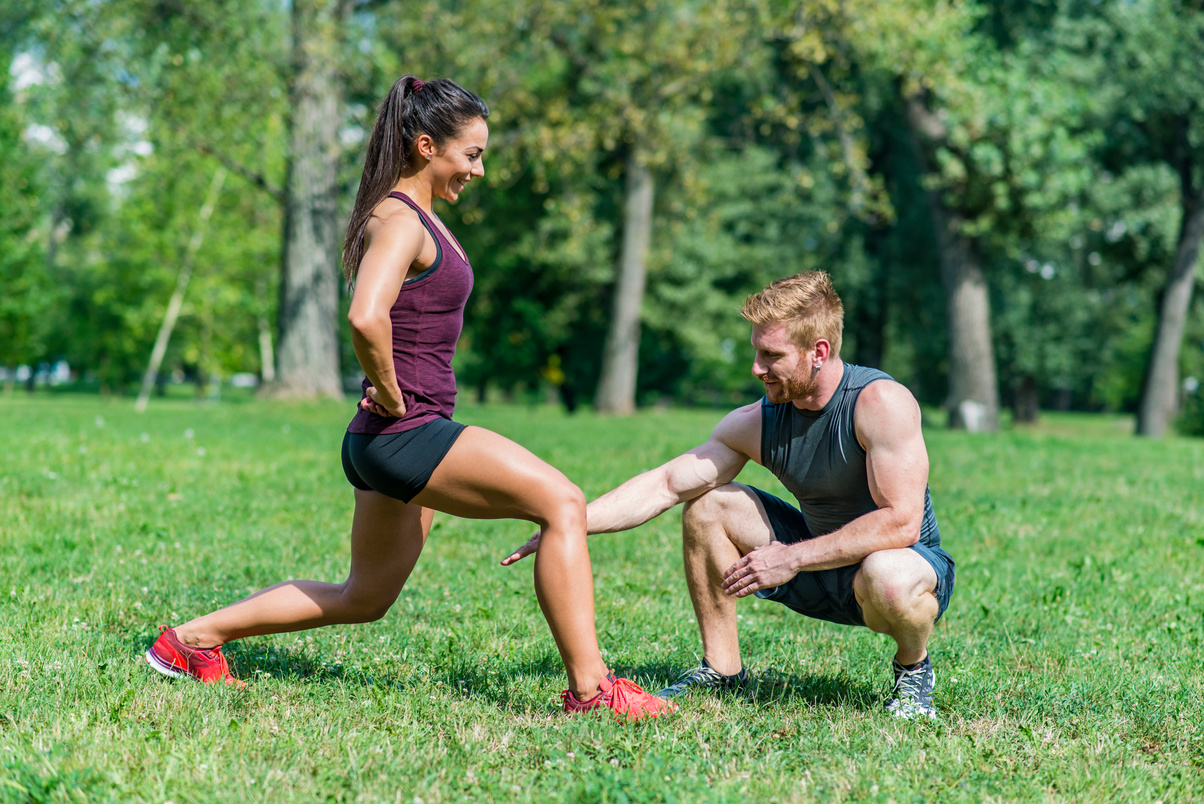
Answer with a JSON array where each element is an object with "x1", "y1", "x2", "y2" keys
[{"x1": 428, "y1": 117, "x2": 488, "y2": 203}]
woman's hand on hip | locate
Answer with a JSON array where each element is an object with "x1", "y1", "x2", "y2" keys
[{"x1": 361, "y1": 385, "x2": 405, "y2": 418}]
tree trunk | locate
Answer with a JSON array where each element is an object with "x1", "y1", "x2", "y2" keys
[
  {"x1": 135, "y1": 167, "x2": 227, "y2": 413},
  {"x1": 852, "y1": 227, "x2": 889, "y2": 369},
  {"x1": 271, "y1": 0, "x2": 349, "y2": 399},
  {"x1": 905, "y1": 94, "x2": 1000, "y2": 432},
  {"x1": 258, "y1": 313, "x2": 276, "y2": 384},
  {"x1": 257, "y1": 277, "x2": 276, "y2": 384},
  {"x1": 936, "y1": 220, "x2": 1000, "y2": 431},
  {"x1": 1137, "y1": 185, "x2": 1204, "y2": 437},
  {"x1": 1013, "y1": 374, "x2": 1040, "y2": 425},
  {"x1": 595, "y1": 150, "x2": 653, "y2": 414}
]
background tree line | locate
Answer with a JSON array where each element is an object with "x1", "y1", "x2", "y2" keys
[{"x1": 2, "y1": 0, "x2": 1201, "y2": 436}]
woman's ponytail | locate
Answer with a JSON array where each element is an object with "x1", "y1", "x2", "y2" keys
[{"x1": 342, "y1": 76, "x2": 488, "y2": 283}]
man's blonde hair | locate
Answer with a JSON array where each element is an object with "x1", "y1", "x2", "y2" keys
[{"x1": 741, "y1": 271, "x2": 844, "y2": 355}]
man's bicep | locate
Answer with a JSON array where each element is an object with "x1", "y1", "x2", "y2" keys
[
  {"x1": 860, "y1": 384, "x2": 929, "y2": 517},
  {"x1": 664, "y1": 438, "x2": 749, "y2": 500},
  {"x1": 658, "y1": 403, "x2": 758, "y2": 501}
]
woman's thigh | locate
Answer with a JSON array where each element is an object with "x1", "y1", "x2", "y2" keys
[
  {"x1": 345, "y1": 488, "x2": 433, "y2": 599},
  {"x1": 410, "y1": 426, "x2": 581, "y2": 525}
]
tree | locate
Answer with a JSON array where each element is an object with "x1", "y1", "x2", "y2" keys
[
  {"x1": 850, "y1": 0, "x2": 1103, "y2": 430},
  {"x1": 273, "y1": 0, "x2": 354, "y2": 399},
  {"x1": 0, "y1": 66, "x2": 49, "y2": 390},
  {"x1": 527, "y1": 0, "x2": 755, "y2": 413},
  {"x1": 0, "y1": 4, "x2": 52, "y2": 389},
  {"x1": 1092, "y1": 0, "x2": 1204, "y2": 436},
  {"x1": 121, "y1": 0, "x2": 350, "y2": 398}
]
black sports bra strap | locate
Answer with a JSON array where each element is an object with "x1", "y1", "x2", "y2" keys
[{"x1": 387, "y1": 191, "x2": 442, "y2": 284}]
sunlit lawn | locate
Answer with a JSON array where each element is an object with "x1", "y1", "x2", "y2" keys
[{"x1": 1, "y1": 392, "x2": 1202, "y2": 802}]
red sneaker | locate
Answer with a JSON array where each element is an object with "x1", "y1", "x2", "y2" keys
[
  {"x1": 562, "y1": 673, "x2": 677, "y2": 722},
  {"x1": 145, "y1": 625, "x2": 246, "y2": 689}
]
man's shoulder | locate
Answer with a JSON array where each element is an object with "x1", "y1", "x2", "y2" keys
[
  {"x1": 712, "y1": 400, "x2": 763, "y2": 461},
  {"x1": 726, "y1": 399, "x2": 765, "y2": 427},
  {"x1": 853, "y1": 379, "x2": 923, "y2": 444},
  {"x1": 844, "y1": 363, "x2": 895, "y2": 389},
  {"x1": 856, "y1": 377, "x2": 917, "y2": 410}
]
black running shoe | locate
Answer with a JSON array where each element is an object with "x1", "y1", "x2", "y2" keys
[
  {"x1": 886, "y1": 655, "x2": 936, "y2": 719},
  {"x1": 656, "y1": 658, "x2": 750, "y2": 699}
]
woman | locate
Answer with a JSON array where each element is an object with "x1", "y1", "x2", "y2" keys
[{"x1": 146, "y1": 76, "x2": 673, "y2": 721}]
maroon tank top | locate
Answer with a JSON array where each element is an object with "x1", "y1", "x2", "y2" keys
[{"x1": 346, "y1": 191, "x2": 474, "y2": 435}]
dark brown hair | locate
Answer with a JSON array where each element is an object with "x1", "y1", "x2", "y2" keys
[{"x1": 342, "y1": 75, "x2": 489, "y2": 283}]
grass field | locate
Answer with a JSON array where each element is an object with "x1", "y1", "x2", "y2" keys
[{"x1": 1, "y1": 393, "x2": 1202, "y2": 803}]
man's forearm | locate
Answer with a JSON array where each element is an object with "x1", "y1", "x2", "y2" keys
[
  {"x1": 788, "y1": 507, "x2": 922, "y2": 573},
  {"x1": 585, "y1": 470, "x2": 682, "y2": 534}
]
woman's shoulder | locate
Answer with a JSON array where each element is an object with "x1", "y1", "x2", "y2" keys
[{"x1": 366, "y1": 196, "x2": 426, "y2": 242}]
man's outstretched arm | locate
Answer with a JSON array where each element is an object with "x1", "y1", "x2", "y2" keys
[{"x1": 500, "y1": 403, "x2": 760, "y2": 565}]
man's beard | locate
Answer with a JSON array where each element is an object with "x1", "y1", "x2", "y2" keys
[{"x1": 764, "y1": 369, "x2": 819, "y2": 403}]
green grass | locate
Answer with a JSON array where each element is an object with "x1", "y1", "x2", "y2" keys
[{"x1": 1, "y1": 393, "x2": 1202, "y2": 803}]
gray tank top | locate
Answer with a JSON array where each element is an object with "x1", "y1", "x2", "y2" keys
[{"x1": 759, "y1": 363, "x2": 941, "y2": 547}]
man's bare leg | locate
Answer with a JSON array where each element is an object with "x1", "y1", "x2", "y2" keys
[
  {"x1": 680, "y1": 484, "x2": 773, "y2": 676},
  {"x1": 852, "y1": 548, "x2": 939, "y2": 665}
]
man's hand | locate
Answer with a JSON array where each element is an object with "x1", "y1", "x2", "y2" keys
[
  {"x1": 360, "y1": 385, "x2": 405, "y2": 418},
  {"x1": 501, "y1": 531, "x2": 541, "y2": 566},
  {"x1": 721, "y1": 542, "x2": 799, "y2": 597}
]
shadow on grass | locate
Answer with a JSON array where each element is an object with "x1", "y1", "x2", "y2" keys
[
  {"x1": 222, "y1": 641, "x2": 566, "y2": 702},
  {"x1": 150, "y1": 639, "x2": 879, "y2": 713},
  {"x1": 224, "y1": 642, "x2": 381, "y2": 686},
  {"x1": 749, "y1": 669, "x2": 880, "y2": 711},
  {"x1": 611, "y1": 660, "x2": 881, "y2": 713}
]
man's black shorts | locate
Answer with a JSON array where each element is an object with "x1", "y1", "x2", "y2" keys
[{"x1": 749, "y1": 487, "x2": 955, "y2": 627}]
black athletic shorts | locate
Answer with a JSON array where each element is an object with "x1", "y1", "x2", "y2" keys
[
  {"x1": 341, "y1": 418, "x2": 466, "y2": 502},
  {"x1": 749, "y1": 487, "x2": 955, "y2": 627}
]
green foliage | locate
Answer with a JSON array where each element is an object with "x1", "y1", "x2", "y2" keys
[
  {"x1": 1, "y1": 0, "x2": 1198, "y2": 419},
  {"x1": 647, "y1": 146, "x2": 849, "y2": 400},
  {"x1": 1177, "y1": 390, "x2": 1204, "y2": 438},
  {"x1": 2, "y1": 396, "x2": 1204, "y2": 801},
  {"x1": 0, "y1": 72, "x2": 50, "y2": 374}
]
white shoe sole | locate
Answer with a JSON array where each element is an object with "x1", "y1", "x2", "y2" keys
[{"x1": 145, "y1": 649, "x2": 188, "y2": 680}]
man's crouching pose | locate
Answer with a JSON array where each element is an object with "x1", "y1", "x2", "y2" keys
[{"x1": 505, "y1": 271, "x2": 955, "y2": 718}]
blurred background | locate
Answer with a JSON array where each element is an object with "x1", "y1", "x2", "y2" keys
[{"x1": 1, "y1": 0, "x2": 1201, "y2": 435}]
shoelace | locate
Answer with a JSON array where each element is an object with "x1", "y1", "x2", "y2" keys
[
  {"x1": 673, "y1": 665, "x2": 725, "y2": 688},
  {"x1": 892, "y1": 662, "x2": 929, "y2": 699},
  {"x1": 606, "y1": 677, "x2": 643, "y2": 709}
]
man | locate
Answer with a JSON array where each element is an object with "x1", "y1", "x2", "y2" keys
[{"x1": 504, "y1": 271, "x2": 955, "y2": 718}]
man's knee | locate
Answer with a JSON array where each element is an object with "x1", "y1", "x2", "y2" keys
[
  {"x1": 854, "y1": 550, "x2": 937, "y2": 622},
  {"x1": 683, "y1": 485, "x2": 774, "y2": 558},
  {"x1": 682, "y1": 486, "x2": 742, "y2": 538},
  {"x1": 682, "y1": 490, "x2": 716, "y2": 531}
]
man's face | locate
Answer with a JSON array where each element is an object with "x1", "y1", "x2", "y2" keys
[{"x1": 750, "y1": 321, "x2": 818, "y2": 403}]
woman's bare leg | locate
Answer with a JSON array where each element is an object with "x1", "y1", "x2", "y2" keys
[
  {"x1": 172, "y1": 425, "x2": 612, "y2": 701},
  {"x1": 173, "y1": 489, "x2": 431, "y2": 648},
  {"x1": 411, "y1": 426, "x2": 609, "y2": 700}
]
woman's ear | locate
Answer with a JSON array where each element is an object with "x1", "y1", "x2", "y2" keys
[{"x1": 415, "y1": 133, "x2": 436, "y2": 162}]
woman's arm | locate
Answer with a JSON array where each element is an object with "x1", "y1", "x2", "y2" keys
[{"x1": 346, "y1": 209, "x2": 426, "y2": 417}]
